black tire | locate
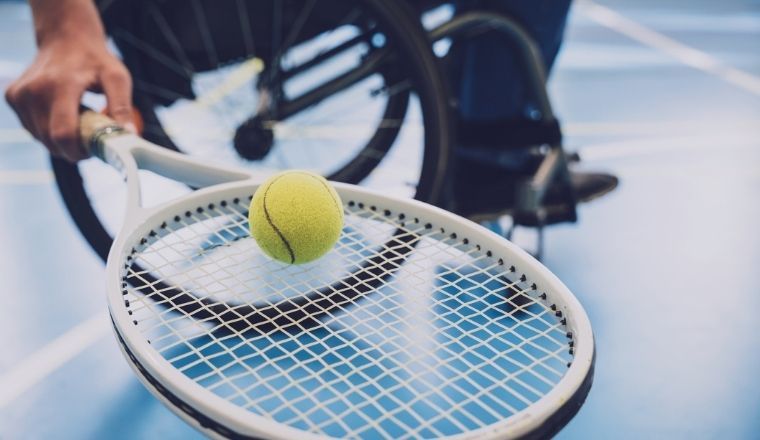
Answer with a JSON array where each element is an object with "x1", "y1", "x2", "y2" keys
[{"x1": 53, "y1": 0, "x2": 452, "y2": 262}]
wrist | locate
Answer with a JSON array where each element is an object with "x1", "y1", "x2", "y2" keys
[
  {"x1": 30, "y1": 0, "x2": 106, "y2": 48},
  {"x1": 36, "y1": 25, "x2": 105, "y2": 50}
]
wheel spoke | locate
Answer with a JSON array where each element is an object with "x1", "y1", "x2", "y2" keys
[
  {"x1": 191, "y1": 0, "x2": 220, "y2": 67},
  {"x1": 235, "y1": 0, "x2": 256, "y2": 55}
]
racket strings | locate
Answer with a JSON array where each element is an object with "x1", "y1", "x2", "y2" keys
[
  {"x1": 120, "y1": 194, "x2": 574, "y2": 438},
  {"x1": 128, "y1": 203, "x2": 423, "y2": 336}
]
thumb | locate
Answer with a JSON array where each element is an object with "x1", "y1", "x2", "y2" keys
[{"x1": 100, "y1": 64, "x2": 136, "y2": 133}]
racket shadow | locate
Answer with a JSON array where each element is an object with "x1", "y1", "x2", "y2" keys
[{"x1": 149, "y1": 249, "x2": 571, "y2": 437}]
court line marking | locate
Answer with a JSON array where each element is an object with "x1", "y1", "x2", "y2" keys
[
  {"x1": 0, "y1": 313, "x2": 110, "y2": 409},
  {"x1": 579, "y1": 1, "x2": 760, "y2": 96},
  {"x1": 564, "y1": 120, "x2": 760, "y2": 136},
  {"x1": 0, "y1": 170, "x2": 54, "y2": 185},
  {"x1": 577, "y1": 133, "x2": 758, "y2": 161}
]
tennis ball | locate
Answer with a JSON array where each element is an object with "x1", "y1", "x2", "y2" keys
[{"x1": 249, "y1": 170, "x2": 344, "y2": 264}]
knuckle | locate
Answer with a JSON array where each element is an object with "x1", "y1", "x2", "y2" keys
[
  {"x1": 34, "y1": 72, "x2": 85, "y2": 97},
  {"x1": 51, "y1": 71, "x2": 83, "y2": 88},
  {"x1": 63, "y1": 75, "x2": 88, "y2": 90},
  {"x1": 4, "y1": 84, "x2": 17, "y2": 104},
  {"x1": 18, "y1": 78, "x2": 51, "y2": 100},
  {"x1": 103, "y1": 65, "x2": 130, "y2": 84}
]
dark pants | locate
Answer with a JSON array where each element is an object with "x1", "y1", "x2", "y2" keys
[{"x1": 447, "y1": 0, "x2": 572, "y2": 122}]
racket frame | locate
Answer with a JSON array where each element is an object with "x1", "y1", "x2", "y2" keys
[{"x1": 88, "y1": 114, "x2": 594, "y2": 439}]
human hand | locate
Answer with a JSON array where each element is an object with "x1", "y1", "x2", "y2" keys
[{"x1": 6, "y1": 35, "x2": 134, "y2": 162}]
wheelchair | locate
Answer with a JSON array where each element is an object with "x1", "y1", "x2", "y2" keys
[{"x1": 52, "y1": 0, "x2": 583, "y2": 260}]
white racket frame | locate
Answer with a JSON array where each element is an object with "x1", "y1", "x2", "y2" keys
[{"x1": 85, "y1": 111, "x2": 594, "y2": 440}]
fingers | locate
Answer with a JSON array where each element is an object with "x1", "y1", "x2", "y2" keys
[
  {"x1": 100, "y1": 63, "x2": 135, "y2": 133},
  {"x1": 5, "y1": 76, "x2": 60, "y2": 157},
  {"x1": 49, "y1": 85, "x2": 87, "y2": 162},
  {"x1": 5, "y1": 73, "x2": 88, "y2": 162},
  {"x1": 6, "y1": 46, "x2": 134, "y2": 163},
  {"x1": 4, "y1": 83, "x2": 37, "y2": 140}
]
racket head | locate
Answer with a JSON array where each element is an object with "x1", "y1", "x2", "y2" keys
[{"x1": 107, "y1": 180, "x2": 594, "y2": 439}]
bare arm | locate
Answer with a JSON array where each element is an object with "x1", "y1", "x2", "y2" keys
[{"x1": 5, "y1": 0, "x2": 134, "y2": 162}]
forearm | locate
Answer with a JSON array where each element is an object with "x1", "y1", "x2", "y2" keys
[{"x1": 28, "y1": 0, "x2": 105, "y2": 47}]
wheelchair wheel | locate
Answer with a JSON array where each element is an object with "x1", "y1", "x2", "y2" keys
[{"x1": 52, "y1": 0, "x2": 452, "y2": 262}]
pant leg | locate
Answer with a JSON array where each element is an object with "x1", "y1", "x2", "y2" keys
[{"x1": 451, "y1": 0, "x2": 572, "y2": 121}]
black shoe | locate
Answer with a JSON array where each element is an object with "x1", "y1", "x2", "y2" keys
[
  {"x1": 547, "y1": 169, "x2": 618, "y2": 205},
  {"x1": 448, "y1": 116, "x2": 618, "y2": 224},
  {"x1": 448, "y1": 156, "x2": 618, "y2": 225},
  {"x1": 514, "y1": 170, "x2": 618, "y2": 226}
]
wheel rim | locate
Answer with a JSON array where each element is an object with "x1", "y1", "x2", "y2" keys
[{"x1": 56, "y1": 0, "x2": 451, "y2": 261}]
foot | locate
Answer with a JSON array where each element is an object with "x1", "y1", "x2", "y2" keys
[{"x1": 448, "y1": 157, "x2": 618, "y2": 225}]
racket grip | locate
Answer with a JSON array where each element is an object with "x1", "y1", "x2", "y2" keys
[{"x1": 79, "y1": 107, "x2": 124, "y2": 159}]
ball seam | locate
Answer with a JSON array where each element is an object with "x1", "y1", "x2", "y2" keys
[
  {"x1": 262, "y1": 175, "x2": 296, "y2": 264},
  {"x1": 292, "y1": 171, "x2": 343, "y2": 219}
]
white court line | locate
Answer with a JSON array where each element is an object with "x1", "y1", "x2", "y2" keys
[
  {"x1": 580, "y1": 1, "x2": 760, "y2": 96},
  {"x1": 0, "y1": 170, "x2": 53, "y2": 185},
  {"x1": 0, "y1": 313, "x2": 110, "y2": 409},
  {"x1": 564, "y1": 120, "x2": 760, "y2": 137},
  {"x1": 578, "y1": 133, "x2": 758, "y2": 162}
]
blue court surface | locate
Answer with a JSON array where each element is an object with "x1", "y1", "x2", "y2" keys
[{"x1": 1, "y1": 0, "x2": 759, "y2": 438}]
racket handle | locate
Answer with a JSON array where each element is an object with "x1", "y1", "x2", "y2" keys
[{"x1": 79, "y1": 107, "x2": 124, "y2": 159}]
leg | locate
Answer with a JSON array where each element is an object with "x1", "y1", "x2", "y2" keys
[
  {"x1": 442, "y1": 0, "x2": 618, "y2": 228},
  {"x1": 450, "y1": 0, "x2": 571, "y2": 122}
]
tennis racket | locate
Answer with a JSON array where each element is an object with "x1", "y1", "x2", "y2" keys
[{"x1": 79, "y1": 108, "x2": 594, "y2": 439}]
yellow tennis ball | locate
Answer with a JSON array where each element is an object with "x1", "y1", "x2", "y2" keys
[{"x1": 249, "y1": 170, "x2": 344, "y2": 264}]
